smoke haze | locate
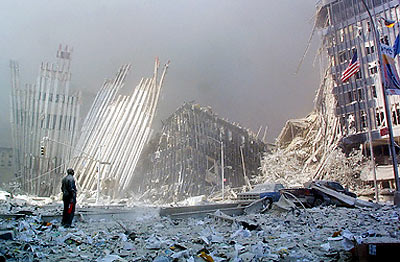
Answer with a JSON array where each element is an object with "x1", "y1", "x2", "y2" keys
[{"x1": 0, "y1": 0, "x2": 320, "y2": 147}]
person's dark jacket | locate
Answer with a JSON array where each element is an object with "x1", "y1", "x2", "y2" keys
[{"x1": 61, "y1": 174, "x2": 77, "y2": 202}]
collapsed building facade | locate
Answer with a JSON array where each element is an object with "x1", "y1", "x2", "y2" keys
[
  {"x1": 137, "y1": 102, "x2": 267, "y2": 202},
  {"x1": 9, "y1": 45, "x2": 80, "y2": 196},
  {"x1": 258, "y1": 0, "x2": 400, "y2": 195},
  {"x1": 315, "y1": 0, "x2": 400, "y2": 189},
  {"x1": 70, "y1": 59, "x2": 169, "y2": 197}
]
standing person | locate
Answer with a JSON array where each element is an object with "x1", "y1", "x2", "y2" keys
[{"x1": 61, "y1": 168, "x2": 77, "y2": 228}]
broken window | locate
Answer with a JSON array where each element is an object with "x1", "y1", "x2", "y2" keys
[
  {"x1": 381, "y1": 35, "x2": 389, "y2": 45},
  {"x1": 371, "y1": 85, "x2": 377, "y2": 98},
  {"x1": 358, "y1": 89, "x2": 363, "y2": 101},
  {"x1": 355, "y1": 71, "x2": 362, "y2": 79},
  {"x1": 376, "y1": 110, "x2": 386, "y2": 127},
  {"x1": 361, "y1": 111, "x2": 367, "y2": 128},
  {"x1": 339, "y1": 51, "x2": 347, "y2": 63},
  {"x1": 366, "y1": 45, "x2": 375, "y2": 55},
  {"x1": 376, "y1": 112, "x2": 381, "y2": 126},
  {"x1": 339, "y1": 28, "x2": 345, "y2": 42},
  {"x1": 353, "y1": 90, "x2": 358, "y2": 102},
  {"x1": 367, "y1": 21, "x2": 372, "y2": 32},
  {"x1": 397, "y1": 108, "x2": 400, "y2": 124}
]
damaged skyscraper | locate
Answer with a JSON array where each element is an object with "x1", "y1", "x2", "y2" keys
[
  {"x1": 10, "y1": 45, "x2": 80, "y2": 196},
  {"x1": 136, "y1": 102, "x2": 267, "y2": 202},
  {"x1": 70, "y1": 59, "x2": 169, "y2": 197},
  {"x1": 316, "y1": 0, "x2": 400, "y2": 188}
]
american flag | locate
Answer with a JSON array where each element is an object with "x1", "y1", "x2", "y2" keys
[{"x1": 341, "y1": 50, "x2": 360, "y2": 82}]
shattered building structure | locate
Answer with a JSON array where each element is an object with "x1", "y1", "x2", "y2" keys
[
  {"x1": 137, "y1": 102, "x2": 267, "y2": 202},
  {"x1": 315, "y1": 0, "x2": 400, "y2": 188},
  {"x1": 70, "y1": 59, "x2": 169, "y2": 197},
  {"x1": 9, "y1": 45, "x2": 80, "y2": 196}
]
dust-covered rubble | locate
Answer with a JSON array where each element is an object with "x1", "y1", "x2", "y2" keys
[{"x1": 1, "y1": 194, "x2": 400, "y2": 262}]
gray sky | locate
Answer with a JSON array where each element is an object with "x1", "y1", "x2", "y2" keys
[{"x1": 0, "y1": 0, "x2": 320, "y2": 147}]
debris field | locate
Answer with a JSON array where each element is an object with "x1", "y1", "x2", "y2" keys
[{"x1": 1, "y1": 194, "x2": 400, "y2": 261}]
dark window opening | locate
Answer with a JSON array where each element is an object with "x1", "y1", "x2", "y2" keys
[
  {"x1": 381, "y1": 35, "x2": 389, "y2": 45},
  {"x1": 366, "y1": 46, "x2": 375, "y2": 54},
  {"x1": 358, "y1": 89, "x2": 363, "y2": 101},
  {"x1": 372, "y1": 86, "x2": 377, "y2": 98},
  {"x1": 339, "y1": 52, "x2": 347, "y2": 63},
  {"x1": 361, "y1": 112, "x2": 367, "y2": 128},
  {"x1": 355, "y1": 71, "x2": 362, "y2": 79},
  {"x1": 397, "y1": 108, "x2": 400, "y2": 124}
]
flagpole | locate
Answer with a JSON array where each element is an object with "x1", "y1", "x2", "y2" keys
[
  {"x1": 360, "y1": 0, "x2": 400, "y2": 200},
  {"x1": 353, "y1": 0, "x2": 379, "y2": 202}
]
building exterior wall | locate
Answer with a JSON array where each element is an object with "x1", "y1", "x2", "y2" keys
[
  {"x1": 10, "y1": 45, "x2": 80, "y2": 196},
  {"x1": 316, "y1": 0, "x2": 400, "y2": 148},
  {"x1": 139, "y1": 102, "x2": 267, "y2": 201}
]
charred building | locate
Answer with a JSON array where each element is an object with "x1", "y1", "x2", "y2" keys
[{"x1": 137, "y1": 102, "x2": 267, "y2": 202}]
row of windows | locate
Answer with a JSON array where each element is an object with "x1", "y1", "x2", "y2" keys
[
  {"x1": 336, "y1": 35, "x2": 389, "y2": 66},
  {"x1": 331, "y1": 0, "x2": 391, "y2": 25},
  {"x1": 38, "y1": 92, "x2": 76, "y2": 105},
  {"x1": 343, "y1": 86, "x2": 378, "y2": 104},
  {"x1": 373, "y1": 109, "x2": 400, "y2": 127},
  {"x1": 16, "y1": 111, "x2": 76, "y2": 131},
  {"x1": 0, "y1": 161, "x2": 12, "y2": 168}
]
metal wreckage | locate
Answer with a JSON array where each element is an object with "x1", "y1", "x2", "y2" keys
[
  {"x1": 8, "y1": 44, "x2": 377, "y2": 203},
  {"x1": 9, "y1": 46, "x2": 267, "y2": 202},
  {"x1": 9, "y1": 0, "x2": 400, "y2": 203}
]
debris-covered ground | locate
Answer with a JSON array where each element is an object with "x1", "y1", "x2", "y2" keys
[{"x1": 1, "y1": 191, "x2": 400, "y2": 261}]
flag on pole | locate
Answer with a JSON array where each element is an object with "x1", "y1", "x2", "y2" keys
[
  {"x1": 381, "y1": 17, "x2": 396, "y2": 28},
  {"x1": 394, "y1": 33, "x2": 400, "y2": 58},
  {"x1": 381, "y1": 44, "x2": 400, "y2": 95},
  {"x1": 341, "y1": 50, "x2": 360, "y2": 82}
]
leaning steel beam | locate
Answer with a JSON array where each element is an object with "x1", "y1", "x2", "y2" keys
[{"x1": 72, "y1": 59, "x2": 169, "y2": 196}]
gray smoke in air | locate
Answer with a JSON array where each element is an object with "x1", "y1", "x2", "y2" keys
[{"x1": 0, "y1": 0, "x2": 320, "y2": 147}]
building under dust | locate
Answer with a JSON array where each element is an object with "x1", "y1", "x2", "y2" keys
[
  {"x1": 9, "y1": 45, "x2": 80, "y2": 196},
  {"x1": 316, "y1": 0, "x2": 400, "y2": 187},
  {"x1": 136, "y1": 102, "x2": 267, "y2": 202}
]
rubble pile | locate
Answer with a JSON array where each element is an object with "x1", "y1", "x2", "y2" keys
[
  {"x1": 257, "y1": 71, "x2": 367, "y2": 191},
  {"x1": 1, "y1": 191, "x2": 400, "y2": 261}
]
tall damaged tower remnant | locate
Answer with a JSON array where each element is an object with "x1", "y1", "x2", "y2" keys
[
  {"x1": 137, "y1": 102, "x2": 267, "y2": 202},
  {"x1": 316, "y1": 0, "x2": 400, "y2": 186},
  {"x1": 71, "y1": 58, "x2": 169, "y2": 196},
  {"x1": 10, "y1": 45, "x2": 80, "y2": 196}
]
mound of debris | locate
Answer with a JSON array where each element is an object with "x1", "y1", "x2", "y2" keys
[
  {"x1": 257, "y1": 71, "x2": 367, "y2": 192},
  {"x1": 1, "y1": 190, "x2": 400, "y2": 261}
]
